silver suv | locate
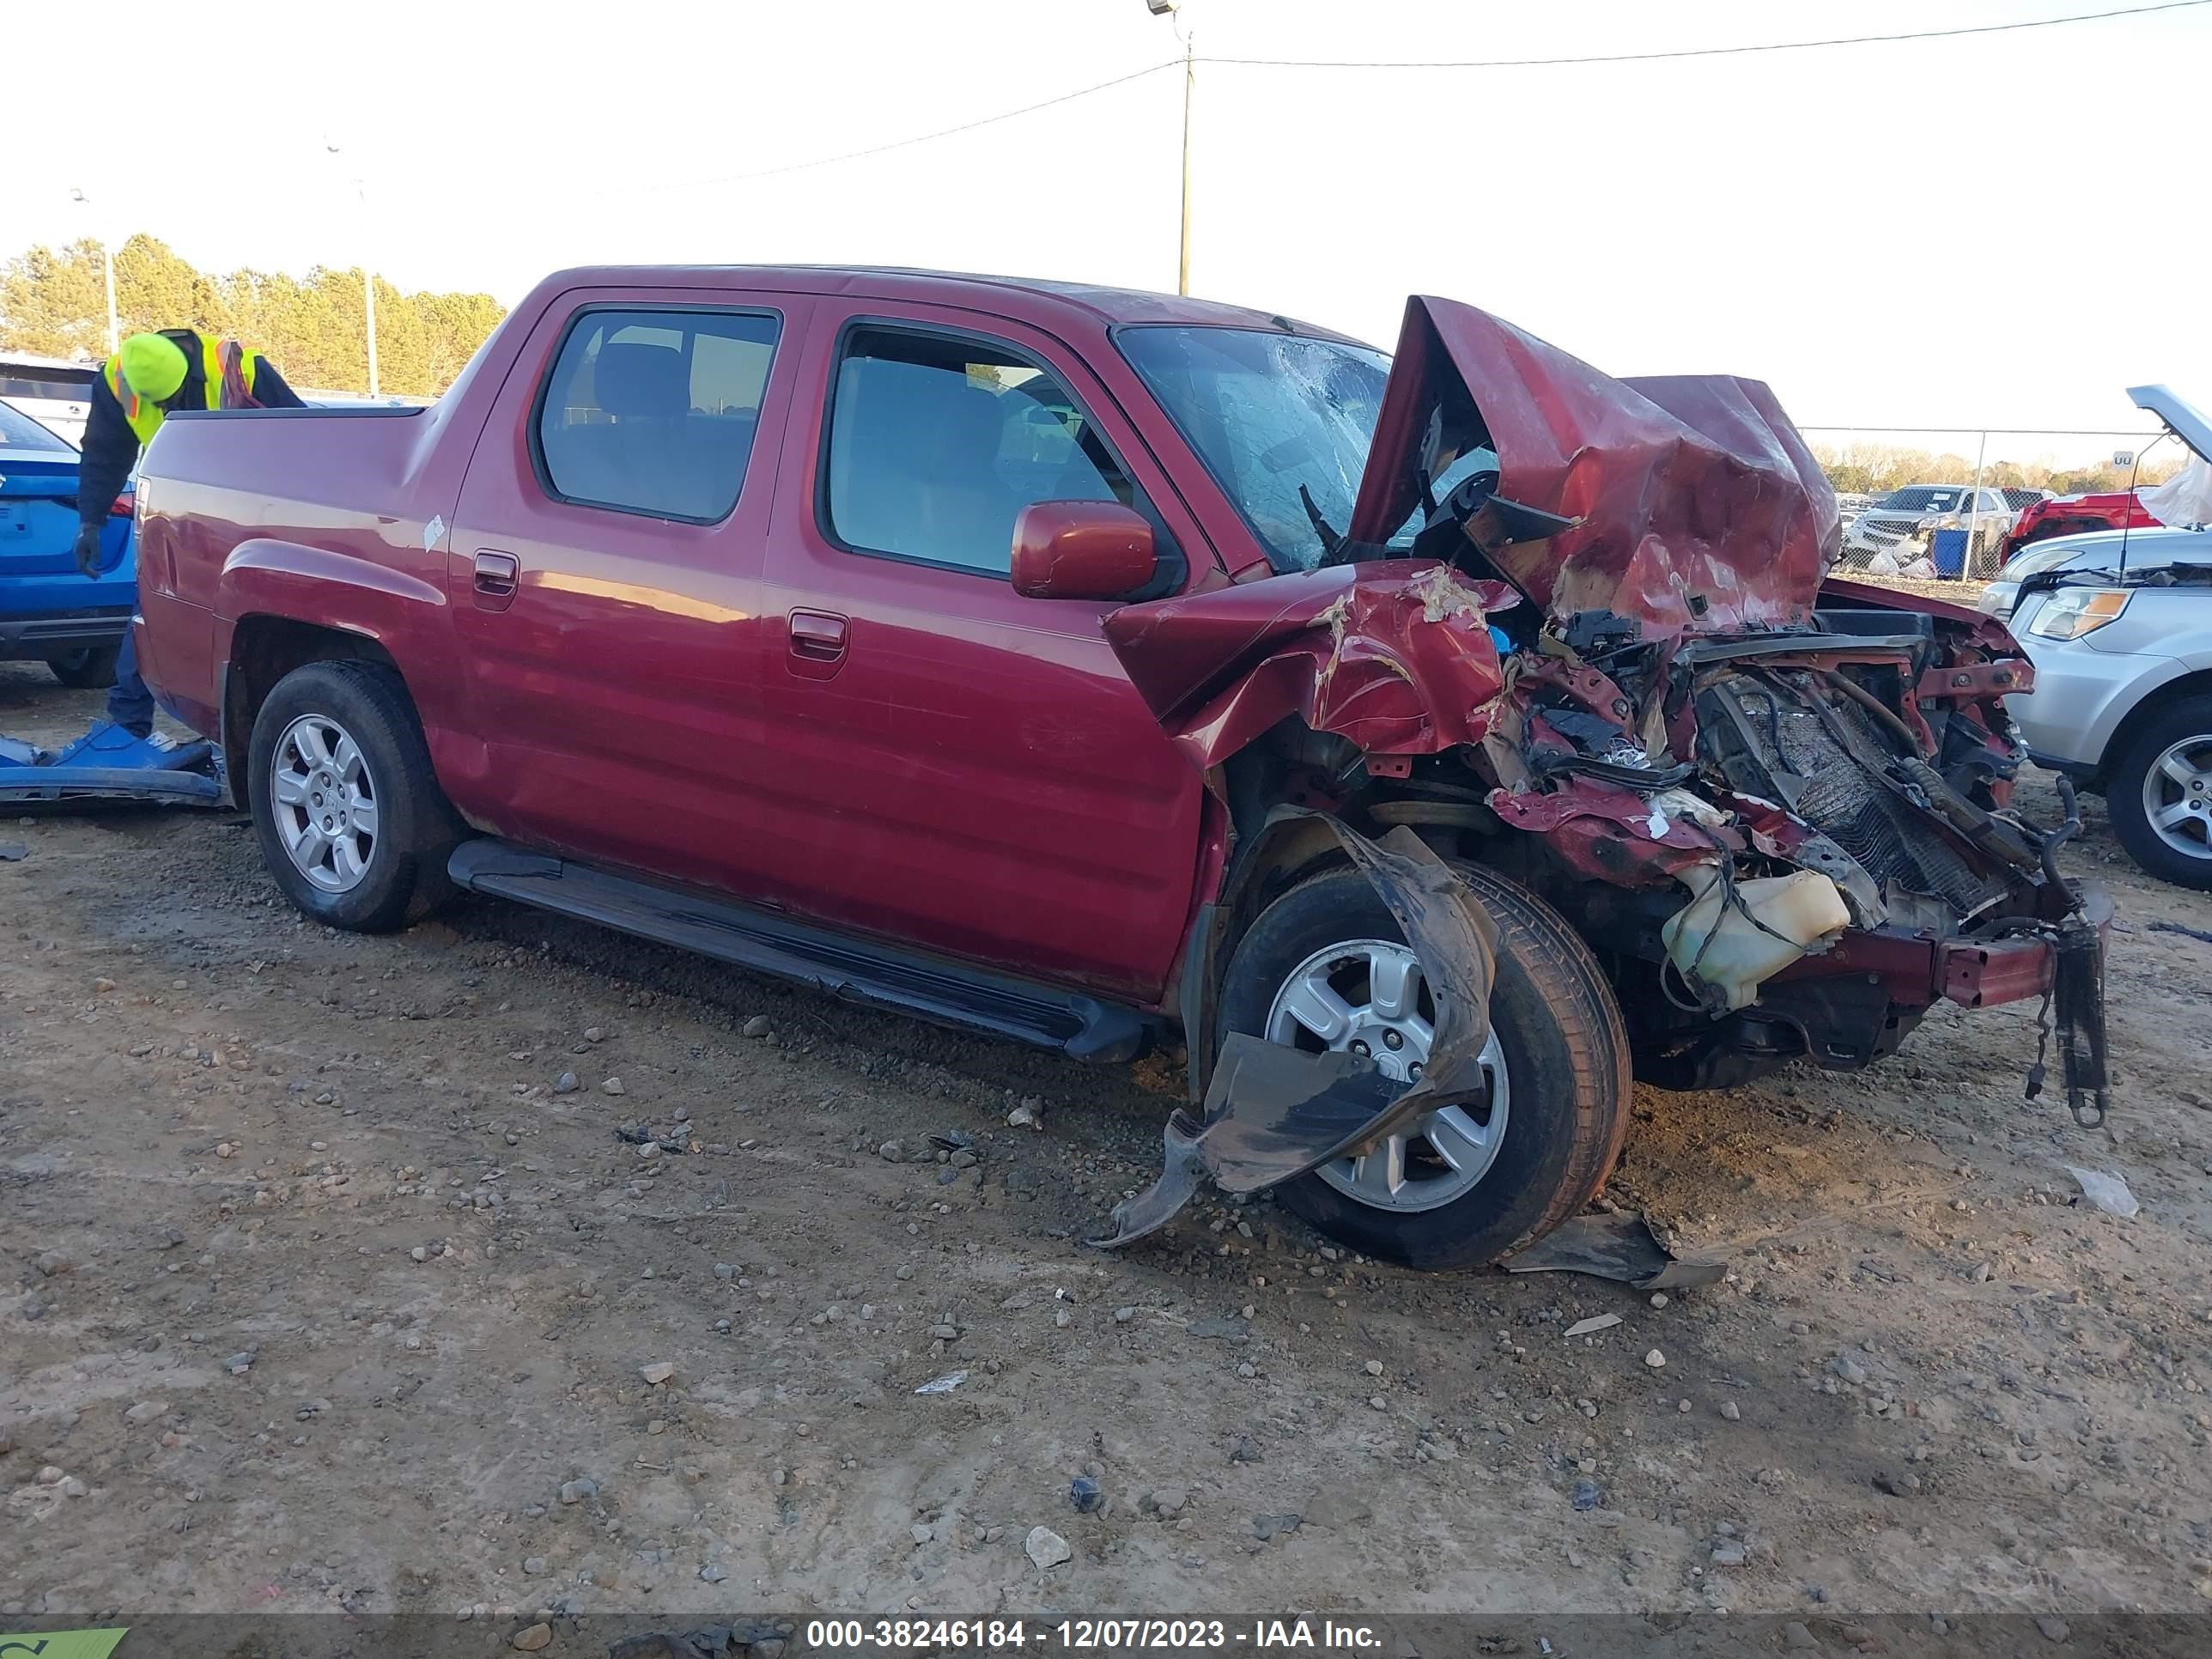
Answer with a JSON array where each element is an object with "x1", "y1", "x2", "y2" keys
[{"x1": 1996, "y1": 387, "x2": 2212, "y2": 889}]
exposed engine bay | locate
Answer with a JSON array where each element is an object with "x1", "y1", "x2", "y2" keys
[{"x1": 1105, "y1": 295, "x2": 2109, "y2": 1127}]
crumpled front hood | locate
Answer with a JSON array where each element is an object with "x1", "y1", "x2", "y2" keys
[{"x1": 1345, "y1": 296, "x2": 1839, "y2": 636}]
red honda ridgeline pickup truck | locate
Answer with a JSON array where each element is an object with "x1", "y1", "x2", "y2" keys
[{"x1": 131, "y1": 266, "x2": 2096, "y2": 1269}]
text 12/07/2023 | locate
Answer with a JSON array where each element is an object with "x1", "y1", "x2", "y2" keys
[{"x1": 803, "y1": 1618, "x2": 1384, "y2": 1652}]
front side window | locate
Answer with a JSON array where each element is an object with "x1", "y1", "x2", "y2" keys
[
  {"x1": 537, "y1": 308, "x2": 780, "y2": 521},
  {"x1": 1118, "y1": 325, "x2": 1389, "y2": 574},
  {"x1": 824, "y1": 325, "x2": 1133, "y2": 576}
]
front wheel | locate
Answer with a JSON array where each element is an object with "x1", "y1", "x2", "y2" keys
[
  {"x1": 2106, "y1": 694, "x2": 2212, "y2": 890},
  {"x1": 1218, "y1": 860, "x2": 1632, "y2": 1270},
  {"x1": 246, "y1": 661, "x2": 459, "y2": 932}
]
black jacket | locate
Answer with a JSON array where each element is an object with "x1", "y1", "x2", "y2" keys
[{"x1": 77, "y1": 330, "x2": 304, "y2": 527}]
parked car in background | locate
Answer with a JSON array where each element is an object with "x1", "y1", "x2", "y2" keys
[
  {"x1": 1998, "y1": 489, "x2": 2163, "y2": 560},
  {"x1": 2000, "y1": 488, "x2": 2051, "y2": 514},
  {"x1": 123, "y1": 265, "x2": 2096, "y2": 1268},
  {"x1": 2004, "y1": 386, "x2": 2212, "y2": 890},
  {"x1": 1839, "y1": 484, "x2": 2017, "y2": 569},
  {"x1": 0, "y1": 398, "x2": 137, "y2": 686},
  {"x1": 0, "y1": 352, "x2": 98, "y2": 447},
  {"x1": 1833, "y1": 490, "x2": 1875, "y2": 534}
]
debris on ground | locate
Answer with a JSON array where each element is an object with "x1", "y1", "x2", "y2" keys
[
  {"x1": 912, "y1": 1370, "x2": 967, "y2": 1395},
  {"x1": 2064, "y1": 1164, "x2": 2142, "y2": 1218},
  {"x1": 1563, "y1": 1313, "x2": 1623, "y2": 1339},
  {"x1": 1504, "y1": 1210, "x2": 1728, "y2": 1290}
]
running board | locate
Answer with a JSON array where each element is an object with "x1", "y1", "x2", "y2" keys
[{"x1": 447, "y1": 839, "x2": 1151, "y2": 1063}]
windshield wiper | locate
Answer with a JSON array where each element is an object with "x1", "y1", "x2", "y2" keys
[{"x1": 2023, "y1": 562, "x2": 2212, "y2": 597}]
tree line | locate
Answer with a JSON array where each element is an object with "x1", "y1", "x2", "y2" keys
[
  {"x1": 1814, "y1": 440, "x2": 2187, "y2": 500},
  {"x1": 0, "y1": 234, "x2": 505, "y2": 399}
]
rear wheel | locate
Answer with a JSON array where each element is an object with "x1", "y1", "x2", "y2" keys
[
  {"x1": 47, "y1": 645, "x2": 118, "y2": 690},
  {"x1": 246, "y1": 661, "x2": 459, "y2": 932},
  {"x1": 1219, "y1": 860, "x2": 1632, "y2": 1270},
  {"x1": 2106, "y1": 694, "x2": 2212, "y2": 890}
]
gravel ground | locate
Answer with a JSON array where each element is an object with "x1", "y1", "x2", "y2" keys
[{"x1": 4, "y1": 659, "x2": 2211, "y2": 1642}]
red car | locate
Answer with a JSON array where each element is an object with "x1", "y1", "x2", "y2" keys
[
  {"x1": 131, "y1": 267, "x2": 2103, "y2": 1269},
  {"x1": 1998, "y1": 490, "x2": 2160, "y2": 560}
]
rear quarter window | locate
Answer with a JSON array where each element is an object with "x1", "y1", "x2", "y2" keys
[{"x1": 534, "y1": 308, "x2": 781, "y2": 522}]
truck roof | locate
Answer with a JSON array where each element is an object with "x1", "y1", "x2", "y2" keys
[{"x1": 527, "y1": 264, "x2": 1372, "y2": 347}]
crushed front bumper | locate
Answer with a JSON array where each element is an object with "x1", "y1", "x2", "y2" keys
[{"x1": 1783, "y1": 887, "x2": 2111, "y2": 1011}]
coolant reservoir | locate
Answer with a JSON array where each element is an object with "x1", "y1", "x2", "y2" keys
[{"x1": 1661, "y1": 864, "x2": 1851, "y2": 1012}]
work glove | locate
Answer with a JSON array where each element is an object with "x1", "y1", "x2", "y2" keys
[{"x1": 73, "y1": 523, "x2": 103, "y2": 578}]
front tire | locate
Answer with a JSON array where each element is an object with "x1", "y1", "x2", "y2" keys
[
  {"x1": 1219, "y1": 860, "x2": 1632, "y2": 1270},
  {"x1": 246, "y1": 661, "x2": 459, "y2": 932},
  {"x1": 2106, "y1": 694, "x2": 2212, "y2": 890}
]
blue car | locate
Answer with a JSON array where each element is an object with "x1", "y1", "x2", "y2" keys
[{"x1": 0, "y1": 398, "x2": 137, "y2": 688}]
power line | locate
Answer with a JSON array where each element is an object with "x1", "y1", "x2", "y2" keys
[
  {"x1": 627, "y1": 58, "x2": 1181, "y2": 198},
  {"x1": 1201, "y1": 0, "x2": 2209, "y2": 70},
  {"x1": 601, "y1": 0, "x2": 2204, "y2": 204}
]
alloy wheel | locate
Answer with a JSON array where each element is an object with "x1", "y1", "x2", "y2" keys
[
  {"x1": 1265, "y1": 939, "x2": 1510, "y2": 1213},
  {"x1": 270, "y1": 713, "x2": 380, "y2": 893},
  {"x1": 2142, "y1": 734, "x2": 2212, "y2": 861}
]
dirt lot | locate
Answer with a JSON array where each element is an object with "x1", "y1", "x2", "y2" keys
[{"x1": 5, "y1": 657, "x2": 2212, "y2": 1638}]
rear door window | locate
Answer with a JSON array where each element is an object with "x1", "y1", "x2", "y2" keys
[
  {"x1": 535, "y1": 308, "x2": 780, "y2": 522},
  {"x1": 823, "y1": 325, "x2": 1136, "y2": 577}
]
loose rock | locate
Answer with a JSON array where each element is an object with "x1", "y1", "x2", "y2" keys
[
  {"x1": 1024, "y1": 1525, "x2": 1073, "y2": 1569},
  {"x1": 1302, "y1": 1487, "x2": 1372, "y2": 1529}
]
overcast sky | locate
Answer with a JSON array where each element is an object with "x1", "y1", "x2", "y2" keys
[{"x1": 7, "y1": 0, "x2": 2206, "y2": 441}]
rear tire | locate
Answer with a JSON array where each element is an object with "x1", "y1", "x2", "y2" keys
[
  {"x1": 1219, "y1": 860, "x2": 1632, "y2": 1270},
  {"x1": 47, "y1": 645, "x2": 119, "y2": 690},
  {"x1": 2106, "y1": 693, "x2": 2212, "y2": 890},
  {"x1": 246, "y1": 661, "x2": 459, "y2": 932}
]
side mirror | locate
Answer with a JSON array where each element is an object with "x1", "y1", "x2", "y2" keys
[{"x1": 1011, "y1": 501, "x2": 1157, "y2": 601}]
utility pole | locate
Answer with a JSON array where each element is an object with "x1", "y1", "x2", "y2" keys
[
  {"x1": 1147, "y1": 0, "x2": 1194, "y2": 295},
  {"x1": 1178, "y1": 24, "x2": 1194, "y2": 296},
  {"x1": 324, "y1": 142, "x2": 380, "y2": 397},
  {"x1": 69, "y1": 187, "x2": 120, "y2": 356}
]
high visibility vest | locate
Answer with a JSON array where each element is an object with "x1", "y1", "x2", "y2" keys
[{"x1": 103, "y1": 333, "x2": 264, "y2": 446}]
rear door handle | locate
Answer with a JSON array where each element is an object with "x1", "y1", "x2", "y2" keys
[
  {"x1": 788, "y1": 608, "x2": 850, "y2": 667},
  {"x1": 472, "y1": 550, "x2": 520, "y2": 608}
]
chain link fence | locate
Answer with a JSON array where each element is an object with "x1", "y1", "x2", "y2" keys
[{"x1": 1803, "y1": 424, "x2": 2178, "y2": 585}]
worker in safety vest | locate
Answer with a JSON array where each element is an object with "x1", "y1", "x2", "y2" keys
[{"x1": 76, "y1": 329, "x2": 303, "y2": 735}]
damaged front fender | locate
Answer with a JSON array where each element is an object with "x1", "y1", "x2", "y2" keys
[{"x1": 1102, "y1": 558, "x2": 1513, "y2": 770}]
